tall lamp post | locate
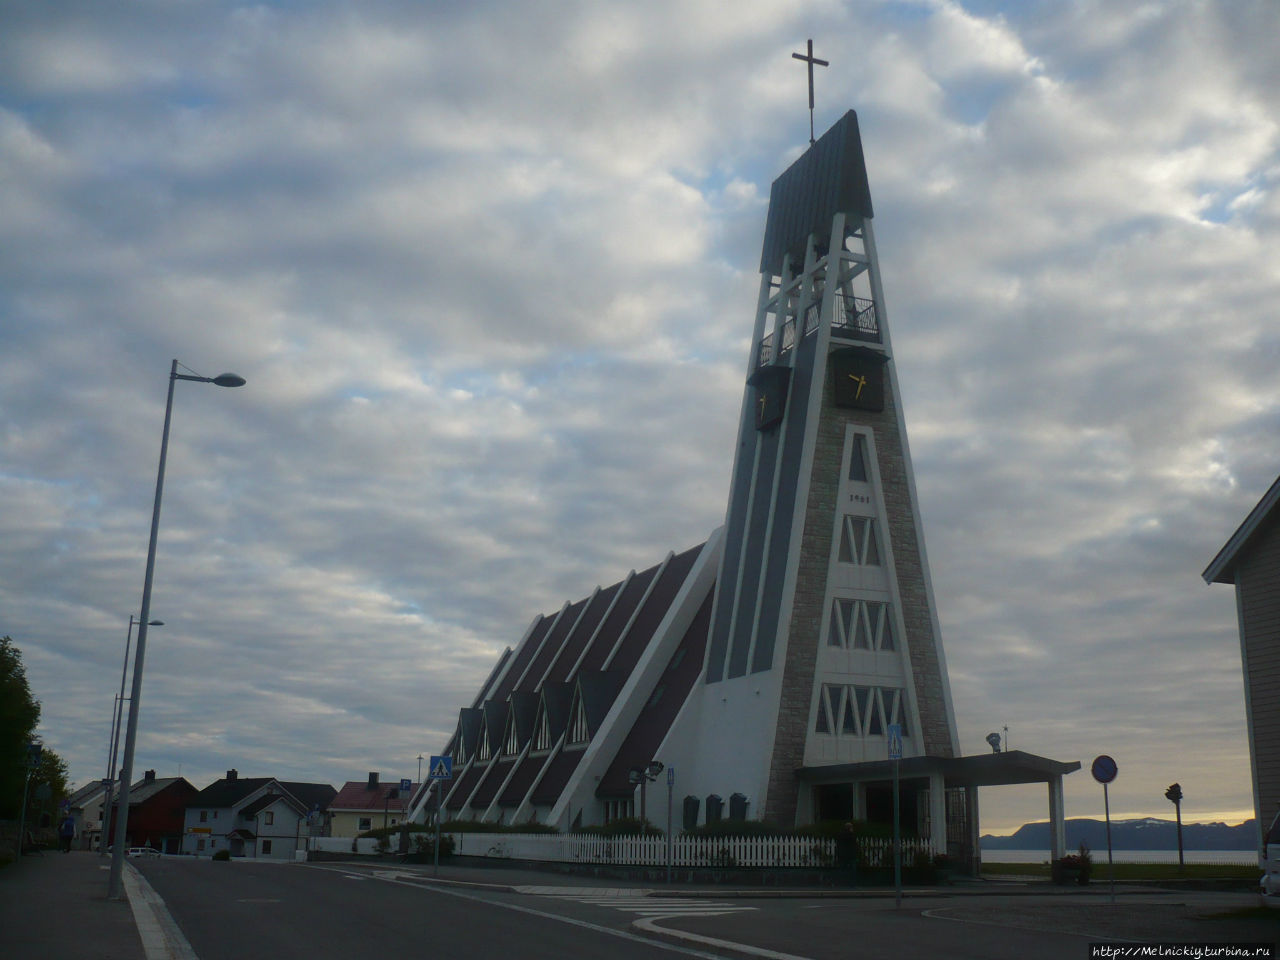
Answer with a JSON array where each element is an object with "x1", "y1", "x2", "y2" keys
[
  {"x1": 108, "y1": 360, "x2": 245, "y2": 899},
  {"x1": 101, "y1": 616, "x2": 163, "y2": 856}
]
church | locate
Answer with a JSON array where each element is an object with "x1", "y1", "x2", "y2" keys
[{"x1": 410, "y1": 110, "x2": 1078, "y2": 868}]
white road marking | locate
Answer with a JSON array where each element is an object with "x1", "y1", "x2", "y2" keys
[{"x1": 122, "y1": 862, "x2": 201, "y2": 960}]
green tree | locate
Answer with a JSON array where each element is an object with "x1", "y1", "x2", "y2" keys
[
  {"x1": 1, "y1": 636, "x2": 42, "y2": 819},
  {"x1": 23, "y1": 748, "x2": 70, "y2": 829}
]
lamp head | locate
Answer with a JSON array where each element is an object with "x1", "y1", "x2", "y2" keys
[{"x1": 211, "y1": 373, "x2": 246, "y2": 388}]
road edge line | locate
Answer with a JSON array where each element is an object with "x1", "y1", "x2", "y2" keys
[
  {"x1": 631, "y1": 915, "x2": 816, "y2": 960},
  {"x1": 122, "y1": 862, "x2": 200, "y2": 960}
]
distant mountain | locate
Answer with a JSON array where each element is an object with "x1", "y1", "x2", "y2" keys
[{"x1": 980, "y1": 817, "x2": 1258, "y2": 851}]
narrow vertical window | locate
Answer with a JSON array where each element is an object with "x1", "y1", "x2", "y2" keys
[
  {"x1": 863, "y1": 521, "x2": 881, "y2": 565},
  {"x1": 828, "y1": 598, "x2": 853, "y2": 647},
  {"x1": 849, "y1": 434, "x2": 869, "y2": 482},
  {"x1": 841, "y1": 689, "x2": 859, "y2": 734},
  {"x1": 852, "y1": 601, "x2": 872, "y2": 649}
]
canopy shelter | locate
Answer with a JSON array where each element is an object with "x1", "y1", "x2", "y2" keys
[{"x1": 797, "y1": 750, "x2": 1081, "y2": 872}]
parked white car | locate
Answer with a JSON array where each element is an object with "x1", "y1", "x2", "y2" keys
[{"x1": 127, "y1": 846, "x2": 161, "y2": 858}]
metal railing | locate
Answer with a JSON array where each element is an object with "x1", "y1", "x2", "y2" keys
[
  {"x1": 756, "y1": 295, "x2": 881, "y2": 367},
  {"x1": 832, "y1": 295, "x2": 879, "y2": 342}
]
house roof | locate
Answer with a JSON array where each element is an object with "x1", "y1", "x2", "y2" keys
[
  {"x1": 124, "y1": 776, "x2": 195, "y2": 806},
  {"x1": 190, "y1": 776, "x2": 275, "y2": 808},
  {"x1": 241, "y1": 793, "x2": 302, "y2": 818},
  {"x1": 68, "y1": 780, "x2": 107, "y2": 808},
  {"x1": 1203, "y1": 473, "x2": 1280, "y2": 584},
  {"x1": 279, "y1": 781, "x2": 337, "y2": 813},
  {"x1": 330, "y1": 780, "x2": 417, "y2": 812}
]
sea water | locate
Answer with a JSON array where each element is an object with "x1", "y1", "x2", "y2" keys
[{"x1": 980, "y1": 849, "x2": 1258, "y2": 865}]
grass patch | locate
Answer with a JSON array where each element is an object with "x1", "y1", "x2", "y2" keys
[{"x1": 982, "y1": 861, "x2": 1259, "y2": 881}]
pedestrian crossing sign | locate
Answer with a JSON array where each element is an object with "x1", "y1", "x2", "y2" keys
[{"x1": 428, "y1": 755, "x2": 453, "y2": 780}]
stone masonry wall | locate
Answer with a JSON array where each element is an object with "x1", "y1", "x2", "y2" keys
[{"x1": 763, "y1": 356, "x2": 954, "y2": 826}]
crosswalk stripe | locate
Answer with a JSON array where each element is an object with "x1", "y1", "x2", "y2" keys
[{"x1": 532, "y1": 890, "x2": 756, "y2": 917}]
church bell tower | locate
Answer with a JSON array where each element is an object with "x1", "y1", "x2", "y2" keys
[{"x1": 702, "y1": 111, "x2": 959, "y2": 825}]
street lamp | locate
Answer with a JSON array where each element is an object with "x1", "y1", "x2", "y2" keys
[
  {"x1": 108, "y1": 360, "x2": 245, "y2": 899},
  {"x1": 629, "y1": 761, "x2": 664, "y2": 827},
  {"x1": 100, "y1": 615, "x2": 163, "y2": 856}
]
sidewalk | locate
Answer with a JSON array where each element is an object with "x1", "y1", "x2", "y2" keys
[{"x1": 0, "y1": 851, "x2": 146, "y2": 960}]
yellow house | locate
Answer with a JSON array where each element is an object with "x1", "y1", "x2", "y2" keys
[{"x1": 329, "y1": 773, "x2": 416, "y2": 837}]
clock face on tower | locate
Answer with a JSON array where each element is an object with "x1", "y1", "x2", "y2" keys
[
  {"x1": 748, "y1": 365, "x2": 792, "y2": 432},
  {"x1": 830, "y1": 346, "x2": 888, "y2": 412}
]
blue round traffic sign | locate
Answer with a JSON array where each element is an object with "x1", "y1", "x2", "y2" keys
[{"x1": 1091, "y1": 755, "x2": 1118, "y2": 784}]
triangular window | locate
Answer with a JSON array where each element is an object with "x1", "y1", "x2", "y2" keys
[
  {"x1": 567, "y1": 694, "x2": 590, "y2": 745},
  {"x1": 863, "y1": 521, "x2": 880, "y2": 565},
  {"x1": 503, "y1": 715, "x2": 520, "y2": 756},
  {"x1": 852, "y1": 601, "x2": 871, "y2": 649},
  {"x1": 828, "y1": 598, "x2": 853, "y2": 647},
  {"x1": 841, "y1": 689, "x2": 859, "y2": 735},
  {"x1": 878, "y1": 605, "x2": 895, "y2": 651},
  {"x1": 532, "y1": 704, "x2": 552, "y2": 752},
  {"x1": 848, "y1": 434, "x2": 869, "y2": 482}
]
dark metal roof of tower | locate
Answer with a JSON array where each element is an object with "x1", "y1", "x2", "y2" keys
[{"x1": 760, "y1": 109, "x2": 874, "y2": 276}]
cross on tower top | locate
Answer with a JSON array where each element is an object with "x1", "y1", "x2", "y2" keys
[{"x1": 791, "y1": 39, "x2": 829, "y2": 145}]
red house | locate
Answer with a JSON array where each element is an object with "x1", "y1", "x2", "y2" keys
[{"x1": 105, "y1": 770, "x2": 197, "y2": 853}]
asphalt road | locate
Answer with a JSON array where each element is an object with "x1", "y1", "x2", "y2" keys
[{"x1": 131, "y1": 859, "x2": 1279, "y2": 960}]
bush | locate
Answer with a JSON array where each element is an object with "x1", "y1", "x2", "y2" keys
[
  {"x1": 212, "y1": 849, "x2": 231, "y2": 861},
  {"x1": 686, "y1": 818, "x2": 784, "y2": 838},
  {"x1": 571, "y1": 817, "x2": 663, "y2": 837},
  {"x1": 438, "y1": 819, "x2": 558, "y2": 834},
  {"x1": 409, "y1": 833, "x2": 456, "y2": 859}
]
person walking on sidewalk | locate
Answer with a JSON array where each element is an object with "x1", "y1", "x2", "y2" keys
[{"x1": 57, "y1": 815, "x2": 75, "y2": 853}]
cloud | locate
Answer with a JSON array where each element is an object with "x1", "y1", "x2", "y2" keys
[{"x1": 1, "y1": 0, "x2": 1276, "y2": 834}]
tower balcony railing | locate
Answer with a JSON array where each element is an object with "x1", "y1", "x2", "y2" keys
[
  {"x1": 755, "y1": 295, "x2": 881, "y2": 367},
  {"x1": 832, "y1": 294, "x2": 880, "y2": 342},
  {"x1": 757, "y1": 333, "x2": 775, "y2": 367}
]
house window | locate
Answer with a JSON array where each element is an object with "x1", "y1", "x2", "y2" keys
[
  {"x1": 358, "y1": 817, "x2": 372, "y2": 832},
  {"x1": 504, "y1": 718, "x2": 520, "y2": 756},
  {"x1": 199, "y1": 810, "x2": 208, "y2": 822},
  {"x1": 264, "y1": 812, "x2": 274, "y2": 826},
  {"x1": 826, "y1": 599, "x2": 895, "y2": 651},
  {"x1": 261, "y1": 840, "x2": 272, "y2": 855},
  {"x1": 838, "y1": 515, "x2": 881, "y2": 566},
  {"x1": 196, "y1": 838, "x2": 205, "y2": 851},
  {"x1": 567, "y1": 697, "x2": 590, "y2": 745},
  {"x1": 477, "y1": 724, "x2": 492, "y2": 761}
]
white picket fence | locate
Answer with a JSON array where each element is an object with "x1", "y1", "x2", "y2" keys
[
  {"x1": 311, "y1": 837, "x2": 382, "y2": 855},
  {"x1": 446, "y1": 832, "x2": 935, "y2": 868}
]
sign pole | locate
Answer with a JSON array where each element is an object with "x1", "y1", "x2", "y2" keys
[
  {"x1": 1103, "y1": 781, "x2": 1115, "y2": 904},
  {"x1": 427, "y1": 755, "x2": 453, "y2": 877},
  {"x1": 666, "y1": 766, "x2": 675, "y2": 886},
  {"x1": 1091, "y1": 755, "x2": 1118, "y2": 905},
  {"x1": 888, "y1": 723, "x2": 902, "y2": 909}
]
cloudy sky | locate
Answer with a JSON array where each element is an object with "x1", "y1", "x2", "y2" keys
[{"x1": 3, "y1": 0, "x2": 1278, "y2": 837}]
